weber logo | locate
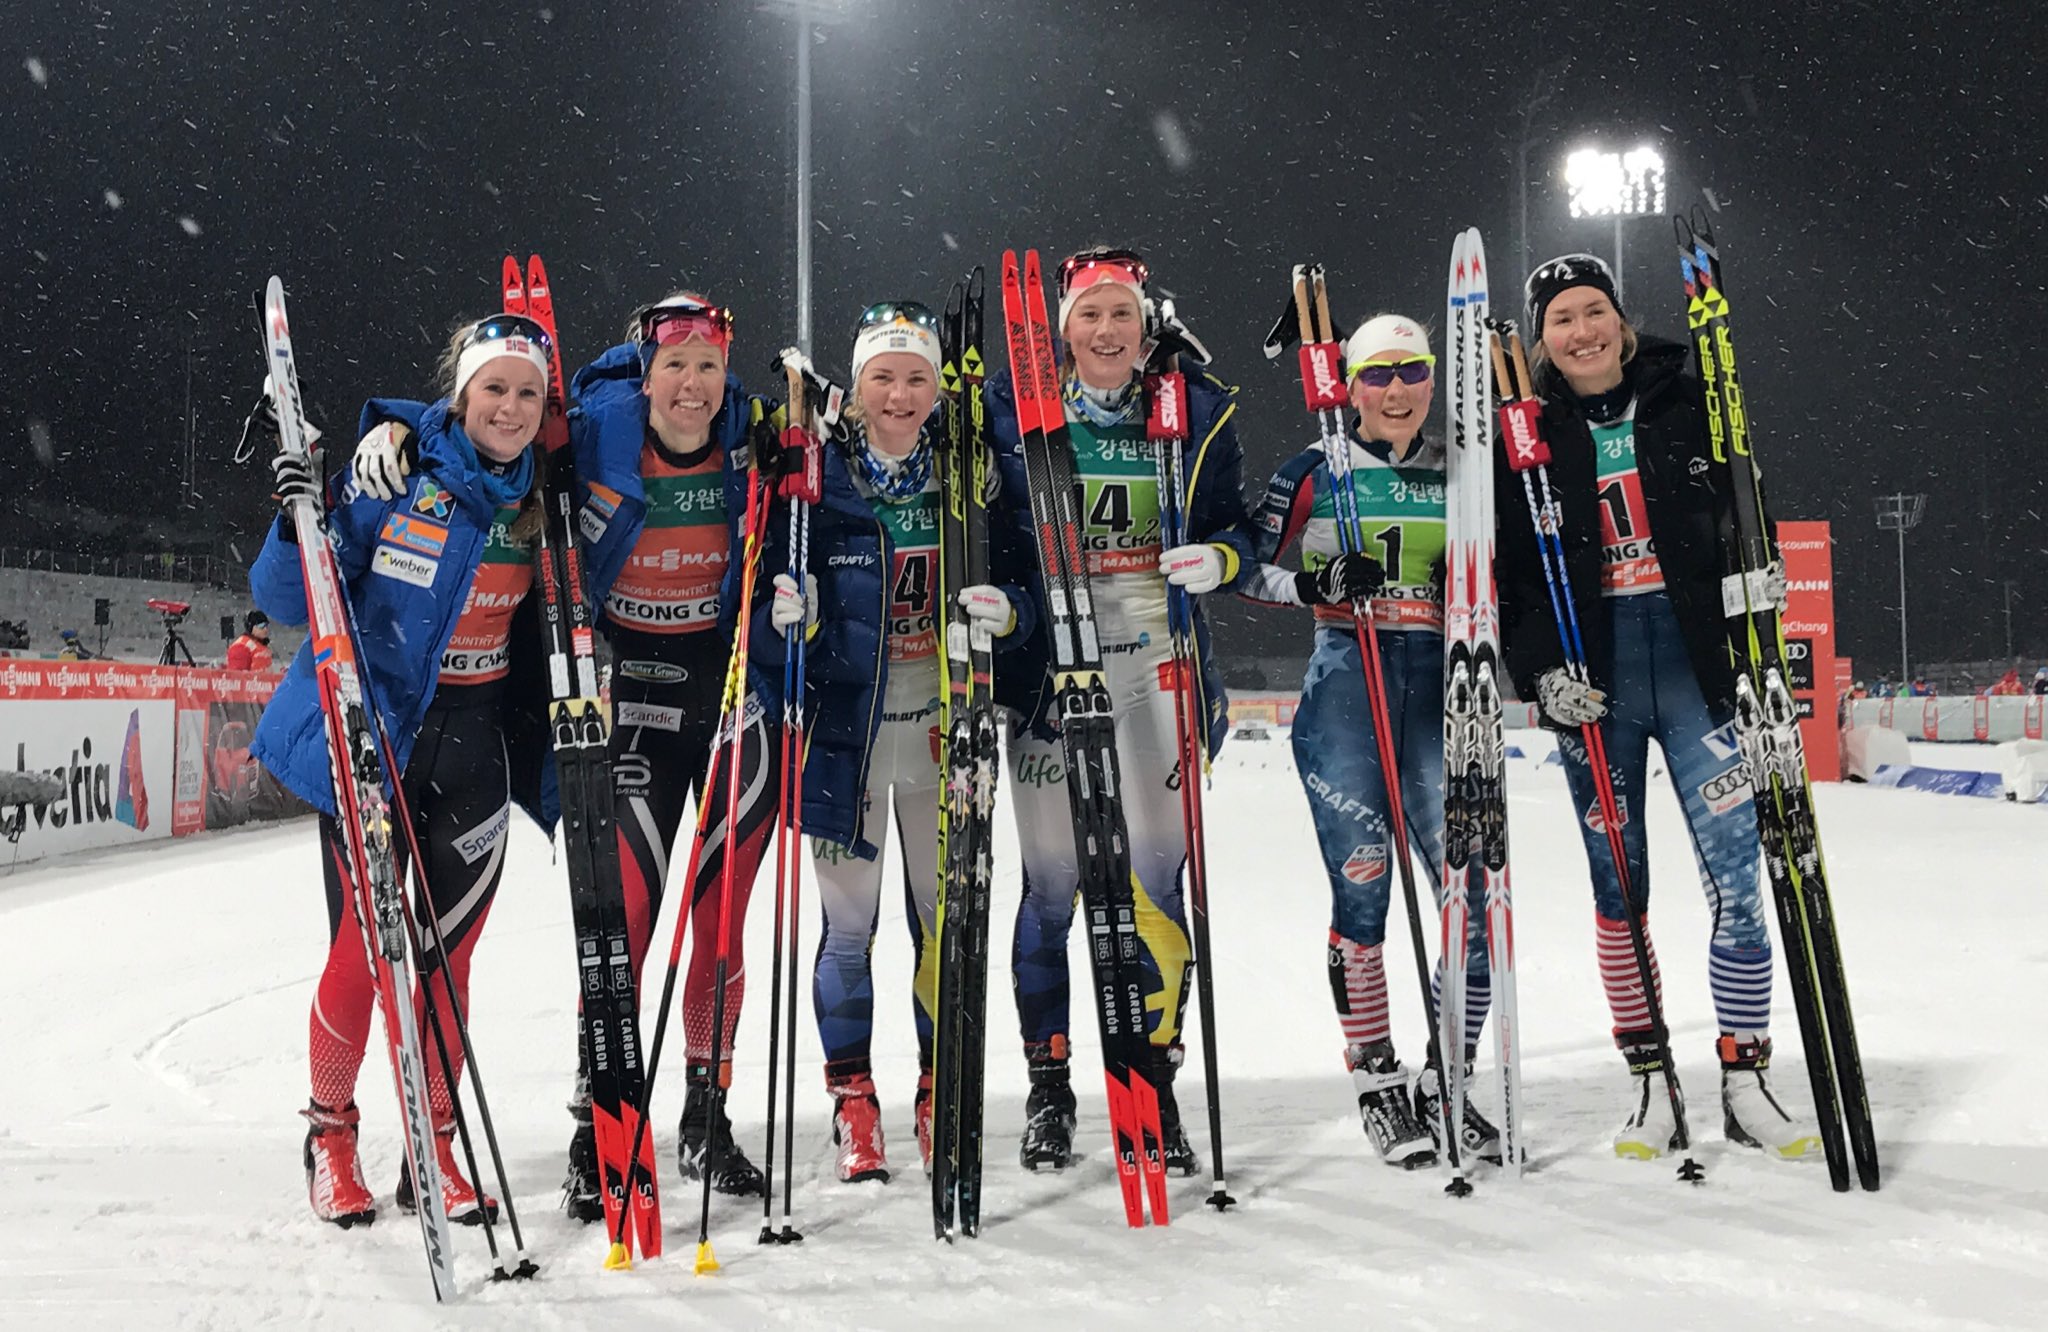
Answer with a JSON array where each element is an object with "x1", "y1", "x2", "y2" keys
[{"x1": 373, "y1": 545, "x2": 437, "y2": 588}]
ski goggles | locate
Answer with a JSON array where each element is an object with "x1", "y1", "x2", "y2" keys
[
  {"x1": 637, "y1": 298, "x2": 734, "y2": 355},
  {"x1": 463, "y1": 313, "x2": 553, "y2": 358},
  {"x1": 1056, "y1": 247, "x2": 1150, "y2": 298},
  {"x1": 856, "y1": 300, "x2": 939, "y2": 334},
  {"x1": 1347, "y1": 355, "x2": 1436, "y2": 388}
]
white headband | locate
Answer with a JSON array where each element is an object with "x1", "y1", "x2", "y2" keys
[
  {"x1": 850, "y1": 318, "x2": 942, "y2": 383},
  {"x1": 453, "y1": 334, "x2": 550, "y2": 402}
]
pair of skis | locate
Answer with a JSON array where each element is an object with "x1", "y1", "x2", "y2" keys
[
  {"x1": 501, "y1": 256, "x2": 663, "y2": 1261},
  {"x1": 930, "y1": 267, "x2": 1000, "y2": 1240},
  {"x1": 1442, "y1": 229, "x2": 1522, "y2": 1183},
  {"x1": 260, "y1": 279, "x2": 535, "y2": 1297},
  {"x1": 1674, "y1": 216, "x2": 1878, "y2": 1193},
  {"x1": 1268, "y1": 248, "x2": 1521, "y2": 1194},
  {"x1": 1001, "y1": 249, "x2": 1170, "y2": 1227}
]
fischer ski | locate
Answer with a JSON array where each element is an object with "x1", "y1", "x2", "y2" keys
[
  {"x1": 502, "y1": 257, "x2": 662, "y2": 1264},
  {"x1": 260, "y1": 276, "x2": 457, "y2": 1298},
  {"x1": 1442, "y1": 228, "x2": 1522, "y2": 1179},
  {"x1": 932, "y1": 266, "x2": 1000, "y2": 1240},
  {"x1": 1001, "y1": 248, "x2": 1168, "y2": 1228},
  {"x1": 1675, "y1": 214, "x2": 1877, "y2": 1193}
]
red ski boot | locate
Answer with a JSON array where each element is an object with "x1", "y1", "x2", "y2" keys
[
  {"x1": 396, "y1": 1122, "x2": 500, "y2": 1226},
  {"x1": 829, "y1": 1072, "x2": 890, "y2": 1184},
  {"x1": 302, "y1": 1101, "x2": 377, "y2": 1228}
]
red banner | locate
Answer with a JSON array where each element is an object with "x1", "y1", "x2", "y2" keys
[{"x1": 1776, "y1": 521, "x2": 1840, "y2": 781}]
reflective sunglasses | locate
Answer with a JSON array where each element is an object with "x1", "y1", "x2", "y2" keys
[
  {"x1": 857, "y1": 300, "x2": 939, "y2": 333},
  {"x1": 1057, "y1": 246, "x2": 1150, "y2": 297},
  {"x1": 464, "y1": 313, "x2": 553, "y2": 355},
  {"x1": 1348, "y1": 356, "x2": 1436, "y2": 389},
  {"x1": 638, "y1": 298, "x2": 735, "y2": 353}
]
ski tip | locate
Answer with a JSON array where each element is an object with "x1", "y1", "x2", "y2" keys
[
  {"x1": 693, "y1": 1241, "x2": 722, "y2": 1275},
  {"x1": 603, "y1": 1242, "x2": 633, "y2": 1271}
]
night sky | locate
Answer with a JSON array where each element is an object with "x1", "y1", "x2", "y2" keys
[{"x1": 3, "y1": 0, "x2": 2041, "y2": 672}]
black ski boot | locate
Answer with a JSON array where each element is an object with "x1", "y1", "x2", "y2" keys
[
  {"x1": 1148, "y1": 1044, "x2": 1199, "y2": 1177},
  {"x1": 678, "y1": 1065, "x2": 765, "y2": 1198},
  {"x1": 1019, "y1": 1040, "x2": 1078, "y2": 1172},
  {"x1": 1348, "y1": 1041, "x2": 1437, "y2": 1170},
  {"x1": 563, "y1": 1097, "x2": 605, "y2": 1223},
  {"x1": 1415, "y1": 1047, "x2": 1508, "y2": 1165}
]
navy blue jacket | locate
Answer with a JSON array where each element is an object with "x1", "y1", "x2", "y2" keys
[
  {"x1": 759, "y1": 416, "x2": 1040, "y2": 857},
  {"x1": 250, "y1": 398, "x2": 557, "y2": 827},
  {"x1": 567, "y1": 341, "x2": 774, "y2": 665},
  {"x1": 982, "y1": 366, "x2": 1246, "y2": 755}
]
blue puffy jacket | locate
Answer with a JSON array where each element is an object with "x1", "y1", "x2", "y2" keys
[
  {"x1": 754, "y1": 417, "x2": 1041, "y2": 857},
  {"x1": 982, "y1": 366, "x2": 1247, "y2": 755},
  {"x1": 250, "y1": 398, "x2": 557, "y2": 828},
  {"x1": 567, "y1": 342, "x2": 773, "y2": 663}
]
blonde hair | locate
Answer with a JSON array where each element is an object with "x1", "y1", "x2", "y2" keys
[
  {"x1": 1529, "y1": 313, "x2": 1640, "y2": 388},
  {"x1": 432, "y1": 318, "x2": 544, "y2": 546}
]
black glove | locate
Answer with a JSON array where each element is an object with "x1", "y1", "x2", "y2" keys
[
  {"x1": 271, "y1": 452, "x2": 321, "y2": 539},
  {"x1": 1295, "y1": 552, "x2": 1385, "y2": 606},
  {"x1": 1429, "y1": 555, "x2": 1447, "y2": 602}
]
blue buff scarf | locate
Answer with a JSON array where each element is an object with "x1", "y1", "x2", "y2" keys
[{"x1": 851, "y1": 424, "x2": 932, "y2": 503}]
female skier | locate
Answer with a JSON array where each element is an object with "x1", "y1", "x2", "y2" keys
[
  {"x1": 1495, "y1": 254, "x2": 1818, "y2": 1160},
  {"x1": 352, "y1": 292, "x2": 781, "y2": 1211},
  {"x1": 988, "y1": 246, "x2": 1249, "y2": 1174},
  {"x1": 1222, "y1": 313, "x2": 1497, "y2": 1169},
  {"x1": 771, "y1": 302, "x2": 1034, "y2": 1183},
  {"x1": 257, "y1": 313, "x2": 555, "y2": 1226}
]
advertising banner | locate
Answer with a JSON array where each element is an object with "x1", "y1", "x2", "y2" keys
[{"x1": 1776, "y1": 520, "x2": 1840, "y2": 782}]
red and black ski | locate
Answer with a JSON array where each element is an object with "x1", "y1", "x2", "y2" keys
[
  {"x1": 504, "y1": 256, "x2": 662, "y2": 1260},
  {"x1": 1001, "y1": 249, "x2": 1168, "y2": 1227}
]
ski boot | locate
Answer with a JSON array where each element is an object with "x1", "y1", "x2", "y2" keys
[
  {"x1": 914, "y1": 1067, "x2": 934, "y2": 1173},
  {"x1": 1019, "y1": 1039, "x2": 1077, "y2": 1172},
  {"x1": 563, "y1": 1097, "x2": 605, "y2": 1224},
  {"x1": 1614, "y1": 1031, "x2": 1686, "y2": 1160},
  {"x1": 1148, "y1": 1044, "x2": 1199, "y2": 1177},
  {"x1": 302, "y1": 1100, "x2": 376, "y2": 1228},
  {"x1": 678, "y1": 1064, "x2": 765, "y2": 1197},
  {"x1": 1720, "y1": 1036, "x2": 1823, "y2": 1159},
  {"x1": 1347, "y1": 1041, "x2": 1436, "y2": 1170},
  {"x1": 829, "y1": 1070, "x2": 891, "y2": 1184},
  {"x1": 1415, "y1": 1048, "x2": 1507, "y2": 1165},
  {"x1": 395, "y1": 1121, "x2": 500, "y2": 1226}
]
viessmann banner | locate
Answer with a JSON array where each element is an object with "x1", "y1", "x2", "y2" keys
[
  {"x1": 0, "y1": 661, "x2": 302, "y2": 865},
  {"x1": 1776, "y1": 520, "x2": 1840, "y2": 783}
]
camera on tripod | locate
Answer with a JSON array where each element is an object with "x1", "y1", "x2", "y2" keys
[{"x1": 147, "y1": 598, "x2": 196, "y2": 666}]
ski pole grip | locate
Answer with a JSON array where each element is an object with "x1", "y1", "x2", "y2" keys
[
  {"x1": 1299, "y1": 343, "x2": 1347, "y2": 410},
  {"x1": 1145, "y1": 371, "x2": 1188, "y2": 443},
  {"x1": 778, "y1": 425, "x2": 823, "y2": 504},
  {"x1": 1498, "y1": 399, "x2": 1550, "y2": 471}
]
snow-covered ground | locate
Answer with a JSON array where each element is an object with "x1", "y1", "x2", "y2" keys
[{"x1": 4, "y1": 731, "x2": 2044, "y2": 1330}]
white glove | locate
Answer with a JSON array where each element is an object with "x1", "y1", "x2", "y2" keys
[
  {"x1": 956, "y1": 584, "x2": 1015, "y2": 638},
  {"x1": 1161, "y1": 543, "x2": 1229, "y2": 594},
  {"x1": 351, "y1": 422, "x2": 414, "y2": 501},
  {"x1": 770, "y1": 571, "x2": 818, "y2": 638},
  {"x1": 1536, "y1": 668, "x2": 1608, "y2": 727},
  {"x1": 1721, "y1": 561, "x2": 1788, "y2": 618}
]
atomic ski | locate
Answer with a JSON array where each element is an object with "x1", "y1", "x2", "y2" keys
[
  {"x1": 261, "y1": 277, "x2": 457, "y2": 1299},
  {"x1": 504, "y1": 256, "x2": 662, "y2": 1263},
  {"x1": 1001, "y1": 248, "x2": 1168, "y2": 1228},
  {"x1": 1675, "y1": 215, "x2": 1878, "y2": 1193},
  {"x1": 932, "y1": 266, "x2": 1000, "y2": 1239},
  {"x1": 1442, "y1": 228, "x2": 1521, "y2": 1178}
]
